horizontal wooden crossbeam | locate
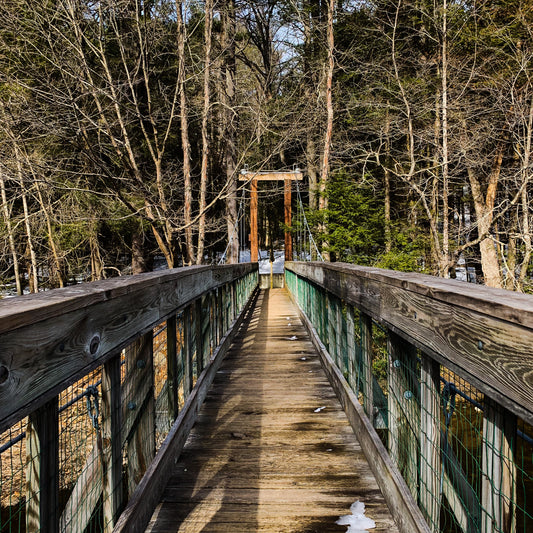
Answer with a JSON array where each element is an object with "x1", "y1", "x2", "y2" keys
[{"x1": 239, "y1": 170, "x2": 303, "y2": 181}]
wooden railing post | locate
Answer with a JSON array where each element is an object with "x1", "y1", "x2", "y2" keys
[
  {"x1": 231, "y1": 280, "x2": 236, "y2": 321},
  {"x1": 223, "y1": 283, "x2": 228, "y2": 332},
  {"x1": 346, "y1": 305, "x2": 356, "y2": 393},
  {"x1": 217, "y1": 287, "x2": 224, "y2": 342},
  {"x1": 481, "y1": 399, "x2": 517, "y2": 533},
  {"x1": 195, "y1": 298, "x2": 204, "y2": 374},
  {"x1": 226, "y1": 282, "x2": 231, "y2": 330},
  {"x1": 209, "y1": 292, "x2": 216, "y2": 355},
  {"x1": 335, "y1": 298, "x2": 343, "y2": 370},
  {"x1": 201, "y1": 296, "x2": 209, "y2": 364},
  {"x1": 166, "y1": 315, "x2": 179, "y2": 420},
  {"x1": 124, "y1": 331, "x2": 155, "y2": 496},
  {"x1": 419, "y1": 355, "x2": 441, "y2": 532},
  {"x1": 26, "y1": 397, "x2": 59, "y2": 533},
  {"x1": 237, "y1": 277, "x2": 241, "y2": 314},
  {"x1": 183, "y1": 306, "x2": 193, "y2": 396},
  {"x1": 327, "y1": 292, "x2": 335, "y2": 355},
  {"x1": 361, "y1": 313, "x2": 374, "y2": 422},
  {"x1": 319, "y1": 286, "x2": 326, "y2": 341},
  {"x1": 102, "y1": 354, "x2": 124, "y2": 530}
]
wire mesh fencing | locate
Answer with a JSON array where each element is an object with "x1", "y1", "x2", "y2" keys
[
  {"x1": 286, "y1": 269, "x2": 533, "y2": 533},
  {"x1": 0, "y1": 267, "x2": 258, "y2": 533},
  {"x1": 0, "y1": 420, "x2": 26, "y2": 532}
]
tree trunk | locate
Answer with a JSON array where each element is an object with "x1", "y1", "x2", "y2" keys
[
  {"x1": 518, "y1": 95, "x2": 533, "y2": 290},
  {"x1": 318, "y1": 0, "x2": 335, "y2": 261},
  {"x1": 90, "y1": 219, "x2": 105, "y2": 281},
  {"x1": 303, "y1": 9, "x2": 319, "y2": 213},
  {"x1": 223, "y1": 0, "x2": 239, "y2": 264},
  {"x1": 440, "y1": 0, "x2": 450, "y2": 277},
  {"x1": 176, "y1": 0, "x2": 194, "y2": 265},
  {"x1": 132, "y1": 230, "x2": 148, "y2": 275},
  {"x1": 196, "y1": 0, "x2": 213, "y2": 265},
  {"x1": 34, "y1": 181, "x2": 64, "y2": 288},
  {"x1": 150, "y1": 223, "x2": 174, "y2": 269},
  {"x1": 384, "y1": 103, "x2": 392, "y2": 254},
  {"x1": 0, "y1": 172, "x2": 22, "y2": 295},
  {"x1": 506, "y1": 207, "x2": 518, "y2": 290},
  {"x1": 15, "y1": 158, "x2": 38, "y2": 293},
  {"x1": 306, "y1": 134, "x2": 319, "y2": 211},
  {"x1": 467, "y1": 144, "x2": 504, "y2": 289}
]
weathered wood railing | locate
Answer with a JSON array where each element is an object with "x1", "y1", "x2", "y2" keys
[
  {"x1": 0, "y1": 263, "x2": 258, "y2": 533},
  {"x1": 285, "y1": 261, "x2": 533, "y2": 533}
]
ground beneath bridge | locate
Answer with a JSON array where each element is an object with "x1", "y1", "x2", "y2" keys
[{"x1": 146, "y1": 288, "x2": 398, "y2": 533}]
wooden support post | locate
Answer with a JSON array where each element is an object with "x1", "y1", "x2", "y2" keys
[
  {"x1": 26, "y1": 398, "x2": 59, "y2": 533},
  {"x1": 336, "y1": 298, "x2": 343, "y2": 370},
  {"x1": 250, "y1": 179, "x2": 258, "y2": 262},
  {"x1": 481, "y1": 398, "x2": 517, "y2": 533},
  {"x1": 361, "y1": 313, "x2": 374, "y2": 422},
  {"x1": 327, "y1": 293, "x2": 334, "y2": 355},
  {"x1": 102, "y1": 354, "x2": 124, "y2": 531},
  {"x1": 217, "y1": 287, "x2": 224, "y2": 343},
  {"x1": 183, "y1": 307, "x2": 193, "y2": 396},
  {"x1": 124, "y1": 331, "x2": 155, "y2": 496},
  {"x1": 388, "y1": 334, "x2": 401, "y2": 467},
  {"x1": 346, "y1": 305, "x2": 356, "y2": 392},
  {"x1": 210, "y1": 292, "x2": 216, "y2": 356},
  {"x1": 284, "y1": 178, "x2": 292, "y2": 261},
  {"x1": 230, "y1": 280, "x2": 236, "y2": 322},
  {"x1": 195, "y1": 298, "x2": 203, "y2": 373},
  {"x1": 310, "y1": 283, "x2": 316, "y2": 326},
  {"x1": 320, "y1": 288, "x2": 326, "y2": 343},
  {"x1": 222, "y1": 284, "x2": 227, "y2": 333},
  {"x1": 419, "y1": 355, "x2": 441, "y2": 532},
  {"x1": 166, "y1": 316, "x2": 179, "y2": 420},
  {"x1": 226, "y1": 283, "x2": 231, "y2": 330},
  {"x1": 201, "y1": 297, "x2": 209, "y2": 364}
]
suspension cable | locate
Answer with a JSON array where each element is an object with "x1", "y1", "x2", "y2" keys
[{"x1": 296, "y1": 181, "x2": 324, "y2": 262}]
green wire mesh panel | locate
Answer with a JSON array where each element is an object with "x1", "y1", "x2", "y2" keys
[
  {"x1": 516, "y1": 419, "x2": 533, "y2": 532},
  {"x1": 438, "y1": 369, "x2": 484, "y2": 533},
  {"x1": 153, "y1": 322, "x2": 171, "y2": 449},
  {"x1": 287, "y1": 271, "x2": 533, "y2": 533},
  {"x1": 0, "y1": 268, "x2": 258, "y2": 533},
  {"x1": 58, "y1": 369, "x2": 105, "y2": 532}
]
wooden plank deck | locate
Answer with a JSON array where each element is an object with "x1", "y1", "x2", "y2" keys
[{"x1": 146, "y1": 288, "x2": 399, "y2": 533}]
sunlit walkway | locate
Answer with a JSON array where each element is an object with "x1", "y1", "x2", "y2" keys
[{"x1": 146, "y1": 289, "x2": 398, "y2": 532}]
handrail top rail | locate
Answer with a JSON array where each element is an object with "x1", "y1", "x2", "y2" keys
[
  {"x1": 286, "y1": 261, "x2": 533, "y2": 426},
  {"x1": 0, "y1": 263, "x2": 258, "y2": 433},
  {"x1": 0, "y1": 263, "x2": 257, "y2": 335},
  {"x1": 286, "y1": 261, "x2": 533, "y2": 329}
]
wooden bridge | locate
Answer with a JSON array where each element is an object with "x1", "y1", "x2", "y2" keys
[{"x1": 1, "y1": 262, "x2": 532, "y2": 533}]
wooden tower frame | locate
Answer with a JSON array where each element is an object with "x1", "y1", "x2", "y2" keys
[{"x1": 239, "y1": 170, "x2": 304, "y2": 262}]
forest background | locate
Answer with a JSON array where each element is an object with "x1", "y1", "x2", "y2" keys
[{"x1": 0, "y1": 0, "x2": 532, "y2": 294}]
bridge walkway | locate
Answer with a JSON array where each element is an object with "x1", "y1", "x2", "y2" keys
[{"x1": 145, "y1": 288, "x2": 399, "y2": 533}]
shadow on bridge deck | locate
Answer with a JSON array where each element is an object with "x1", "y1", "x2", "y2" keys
[{"x1": 145, "y1": 288, "x2": 398, "y2": 533}]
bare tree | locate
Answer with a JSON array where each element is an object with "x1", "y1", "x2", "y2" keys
[
  {"x1": 222, "y1": 0, "x2": 239, "y2": 264},
  {"x1": 177, "y1": 0, "x2": 195, "y2": 266},
  {"x1": 197, "y1": 0, "x2": 214, "y2": 264}
]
